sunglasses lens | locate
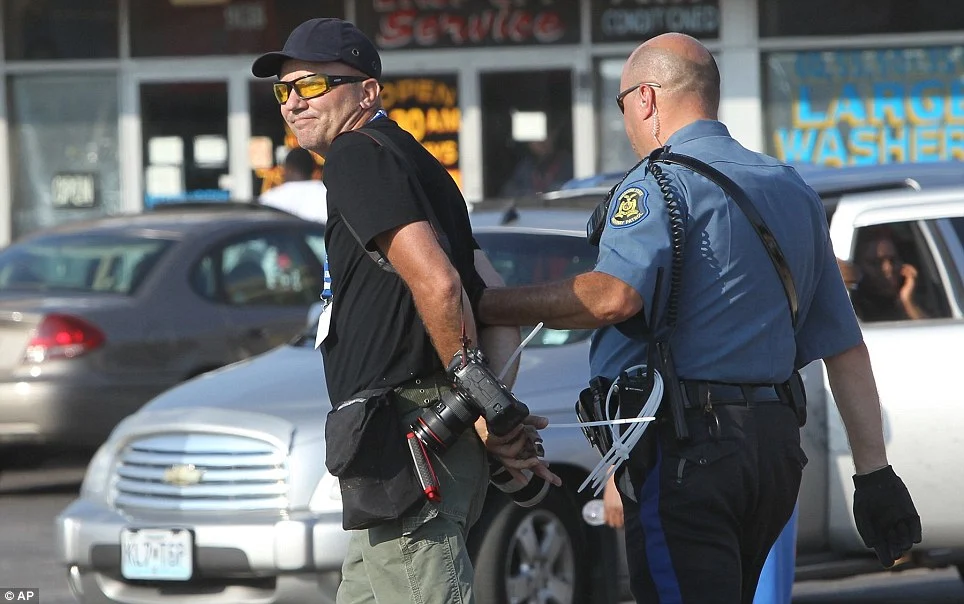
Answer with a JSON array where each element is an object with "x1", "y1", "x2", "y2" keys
[
  {"x1": 296, "y1": 75, "x2": 331, "y2": 100},
  {"x1": 273, "y1": 83, "x2": 289, "y2": 104}
]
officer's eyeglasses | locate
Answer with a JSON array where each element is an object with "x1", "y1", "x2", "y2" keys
[
  {"x1": 616, "y1": 82, "x2": 662, "y2": 114},
  {"x1": 273, "y1": 73, "x2": 368, "y2": 104}
]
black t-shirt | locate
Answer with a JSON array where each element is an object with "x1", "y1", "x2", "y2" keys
[{"x1": 321, "y1": 117, "x2": 484, "y2": 404}]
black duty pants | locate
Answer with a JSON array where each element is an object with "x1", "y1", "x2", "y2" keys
[{"x1": 620, "y1": 402, "x2": 806, "y2": 604}]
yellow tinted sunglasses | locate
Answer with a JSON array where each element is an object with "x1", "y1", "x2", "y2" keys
[{"x1": 273, "y1": 73, "x2": 368, "y2": 104}]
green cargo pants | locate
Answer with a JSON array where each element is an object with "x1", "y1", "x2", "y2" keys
[{"x1": 336, "y1": 376, "x2": 489, "y2": 604}]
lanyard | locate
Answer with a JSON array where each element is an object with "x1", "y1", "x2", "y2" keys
[
  {"x1": 322, "y1": 109, "x2": 388, "y2": 304},
  {"x1": 321, "y1": 261, "x2": 332, "y2": 304}
]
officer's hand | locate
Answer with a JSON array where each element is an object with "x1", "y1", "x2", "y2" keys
[
  {"x1": 475, "y1": 416, "x2": 562, "y2": 487},
  {"x1": 852, "y1": 465, "x2": 922, "y2": 567}
]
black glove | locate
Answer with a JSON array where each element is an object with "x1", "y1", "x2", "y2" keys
[{"x1": 852, "y1": 465, "x2": 922, "y2": 567}]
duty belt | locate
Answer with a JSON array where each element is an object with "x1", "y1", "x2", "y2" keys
[
  {"x1": 680, "y1": 381, "x2": 789, "y2": 410},
  {"x1": 394, "y1": 373, "x2": 453, "y2": 415}
]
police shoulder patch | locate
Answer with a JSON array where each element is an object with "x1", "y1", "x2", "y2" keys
[{"x1": 609, "y1": 186, "x2": 649, "y2": 228}]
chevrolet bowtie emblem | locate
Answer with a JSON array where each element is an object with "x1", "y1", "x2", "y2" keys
[{"x1": 162, "y1": 463, "x2": 205, "y2": 487}]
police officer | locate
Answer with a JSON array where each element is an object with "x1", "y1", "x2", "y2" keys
[
  {"x1": 252, "y1": 18, "x2": 559, "y2": 604},
  {"x1": 479, "y1": 33, "x2": 920, "y2": 603}
]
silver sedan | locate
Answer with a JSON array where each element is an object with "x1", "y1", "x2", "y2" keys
[{"x1": 0, "y1": 204, "x2": 327, "y2": 462}]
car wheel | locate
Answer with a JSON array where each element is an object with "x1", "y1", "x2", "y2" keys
[{"x1": 473, "y1": 488, "x2": 588, "y2": 604}]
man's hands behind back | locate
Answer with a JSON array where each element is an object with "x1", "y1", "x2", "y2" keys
[{"x1": 475, "y1": 415, "x2": 562, "y2": 488}]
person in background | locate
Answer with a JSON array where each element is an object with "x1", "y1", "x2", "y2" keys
[
  {"x1": 500, "y1": 134, "x2": 574, "y2": 197},
  {"x1": 258, "y1": 146, "x2": 328, "y2": 223},
  {"x1": 850, "y1": 227, "x2": 929, "y2": 321}
]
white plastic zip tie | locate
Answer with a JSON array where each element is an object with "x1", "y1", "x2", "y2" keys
[
  {"x1": 497, "y1": 322, "x2": 545, "y2": 382},
  {"x1": 548, "y1": 417, "x2": 656, "y2": 428},
  {"x1": 578, "y1": 367, "x2": 663, "y2": 496},
  {"x1": 496, "y1": 334, "x2": 661, "y2": 496}
]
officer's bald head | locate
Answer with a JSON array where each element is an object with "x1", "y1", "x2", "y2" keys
[{"x1": 623, "y1": 33, "x2": 720, "y2": 116}]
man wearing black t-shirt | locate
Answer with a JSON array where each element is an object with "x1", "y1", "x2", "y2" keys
[{"x1": 253, "y1": 18, "x2": 560, "y2": 604}]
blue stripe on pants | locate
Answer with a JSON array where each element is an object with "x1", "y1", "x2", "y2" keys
[
  {"x1": 752, "y1": 504, "x2": 799, "y2": 604},
  {"x1": 638, "y1": 442, "x2": 683, "y2": 604}
]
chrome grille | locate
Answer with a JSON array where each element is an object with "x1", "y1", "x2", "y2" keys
[{"x1": 113, "y1": 433, "x2": 289, "y2": 511}]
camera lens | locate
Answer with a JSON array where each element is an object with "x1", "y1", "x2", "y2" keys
[{"x1": 410, "y1": 389, "x2": 479, "y2": 454}]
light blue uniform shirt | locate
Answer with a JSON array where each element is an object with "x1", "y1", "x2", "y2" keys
[{"x1": 589, "y1": 120, "x2": 862, "y2": 382}]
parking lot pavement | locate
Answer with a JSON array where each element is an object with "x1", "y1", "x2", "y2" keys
[
  {"x1": 0, "y1": 463, "x2": 86, "y2": 604},
  {"x1": 3, "y1": 464, "x2": 963, "y2": 604}
]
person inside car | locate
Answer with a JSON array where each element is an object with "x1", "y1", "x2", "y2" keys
[{"x1": 851, "y1": 227, "x2": 930, "y2": 322}]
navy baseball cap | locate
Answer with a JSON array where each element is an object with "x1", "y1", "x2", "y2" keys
[{"x1": 252, "y1": 18, "x2": 382, "y2": 80}]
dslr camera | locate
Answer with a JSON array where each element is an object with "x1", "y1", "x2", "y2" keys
[
  {"x1": 410, "y1": 347, "x2": 529, "y2": 452},
  {"x1": 409, "y1": 347, "x2": 549, "y2": 507}
]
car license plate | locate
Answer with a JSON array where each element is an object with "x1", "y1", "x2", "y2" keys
[{"x1": 120, "y1": 528, "x2": 193, "y2": 581}]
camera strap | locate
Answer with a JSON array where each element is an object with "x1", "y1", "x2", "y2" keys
[
  {"x1": 341, "y1": 126, "x2": 474, "y2": 357},
  {"x1": 339, "y1": 127, "x2": 453, "y2": 272},
  {"x1": 328, "y1": 129, "x2": 481, "y2": 506}
]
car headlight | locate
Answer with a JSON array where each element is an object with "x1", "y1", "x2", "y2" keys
[
  {"x1": 308, "y1": 471, "x2": 342, "y2": 514},
  {"x1": 80, "y1": 443, "x2": 115, "y2": 501}
]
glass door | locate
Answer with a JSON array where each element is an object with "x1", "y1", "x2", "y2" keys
[
  {"x1": 140, "y1": 81, "x2": 229, "y2": 208},
  {"x1": 481, "y1": 70, "x2": 574, "y2": 199}
]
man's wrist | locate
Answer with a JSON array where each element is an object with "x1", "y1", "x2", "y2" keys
[
  {"x1": 854, "y1": 460, "x2": 890, "y2": 476},
  {"x1": 854, "y1": 464, "x2": 893, "y2": 481},
  {"x1": 853, "y1": 464, "x2": 896, "y2": 489}
]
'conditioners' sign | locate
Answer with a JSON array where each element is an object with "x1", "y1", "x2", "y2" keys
[
  {"x1": 592, "y1": 0, "x2": 720, "y2": 42},
  {"x1": 381, "y1": 75, "x2": 462, "y2": 188},
  {"x1": 356, "y1": 0, "x2": 580, "y2": 49},
  {"x1": 767, "y1": 46, "x2": 964, "y2": 166}
]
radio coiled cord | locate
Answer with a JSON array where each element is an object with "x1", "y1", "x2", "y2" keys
[{"x1": 647, "y1": 160, "x2": 685, "y2": 329}]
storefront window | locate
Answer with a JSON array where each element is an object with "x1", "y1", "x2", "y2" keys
[
  {"x1": 130, "y1": 0, "x2": 345, "y2": 57},
  {"x1": 9, "y1": 74, "x2": 120, "y2": 240},
  {"x1": 381, "y1": 75, "x2": 462, "y2": 188},
  {"x1": 760, "y1": 0, "x2": 964, "y2": 38},
  {"x1": 481, "y1": 70, "x2": 573, "y2": 199},
  {"x1": 141, "y1": 82, "x2": 229, "y2": 207},
  {"x1": 3, "y1": 0, "x2": 118, "y2": 60},
  {"x1": 764, "y1": 46, "x2": 964, "y2": 167}
]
